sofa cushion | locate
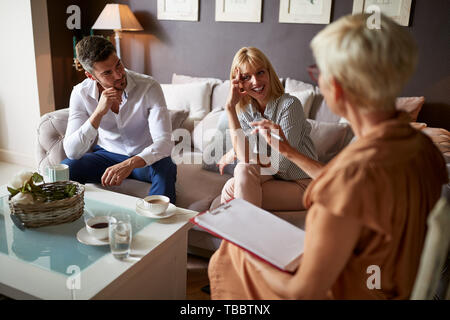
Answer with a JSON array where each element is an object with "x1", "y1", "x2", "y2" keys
[
  {"x1": 307, "y1": 119, "x2": 354, "y2": 163},
  {"x1": 285, "y1": 78, "x2": 315, "y2": 93},
  {"x1": 288, "y1": 90, "x2": 315, "y2": 118},
  {"x1": 192, "y1": 109, "x2": 226, "y2": 152},
  {"x1": 173, "y1": 151, "x2": 232, "y2": 211},
  {"x1": 192, "y1": 109, "x2": 237, "y2": 175},
  {"x1": 396, "y1": 96, "x2": 425, "y2": 122},
  {"x1": 171, "y1": 73, "x2": 227, "y2": 111},
  {"x1": 171, "y1": 73, "x2": 222, "y2": 86},
  {"x1": 309, "y1": 93, "x2": 342, "y2": 123},
  {"x1": 211, "y1": 80, "x2": 230, "y2": 111},
  {"x1": 161, "y1": 82, "x2": 213, "y2": 132}
]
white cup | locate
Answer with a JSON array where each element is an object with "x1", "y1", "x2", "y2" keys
[
  {"x1": 46, "y1": 164, "x2": 70, "y2": 182},
  {"x1": 143, "y1": 195, "x2": 170, "y2": 215},
  {"x1": 86, "y1": 216, "x2": 113, "y2": 240}
]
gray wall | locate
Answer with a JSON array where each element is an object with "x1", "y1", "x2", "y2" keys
[{"x1": 49, "y1": 0, "x2": 450, "y2": 128}]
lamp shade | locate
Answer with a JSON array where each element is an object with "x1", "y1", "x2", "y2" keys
[{"x1": 92, "y1": 4, "x2": 143, "y2": 31}]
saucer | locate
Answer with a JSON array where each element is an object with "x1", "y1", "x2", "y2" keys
[
  {"x1": 135, "y1": 200, "x2": 177, "y2": 219},
  {"x1": 76, "y1": 227, "x2": 109, "y2": 246}
]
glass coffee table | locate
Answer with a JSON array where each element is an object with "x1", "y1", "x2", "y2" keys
[{"x1": 0, "y1": 184, "x2": 197, "y2": 300}]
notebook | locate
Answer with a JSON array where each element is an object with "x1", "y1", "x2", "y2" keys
[{"x1": 191, "y1": 198, "x2": 305, "y2": 272}]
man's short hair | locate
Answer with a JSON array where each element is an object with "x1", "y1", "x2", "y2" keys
[{"x1": 76, "y1": 36, "x2": 116, "y2": 74}]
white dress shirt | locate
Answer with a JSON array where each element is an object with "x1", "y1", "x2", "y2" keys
[{"x1": 63, "y1": 69, "x2": 173, "y2": 166}]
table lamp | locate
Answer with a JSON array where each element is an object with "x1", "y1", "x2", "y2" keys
[{"x1": 91, "y1": 4, "x2": 143, "y2": 58}]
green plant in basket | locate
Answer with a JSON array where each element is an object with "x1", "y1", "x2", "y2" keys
[{"x1": 8, "y1": 171, "x2": 77, "y2": 205}]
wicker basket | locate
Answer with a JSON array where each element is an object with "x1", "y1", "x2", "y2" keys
[{"x1": 9, "y1": 181, "x2": 85, "y2": 228}]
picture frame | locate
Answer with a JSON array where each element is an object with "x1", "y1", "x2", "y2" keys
[
  {"x1": 157, "y1": 0, "x2": 199, "y2": 21},
  {"x1": 352, "y1": 0, "x2": 412, "y2": 26},
  {"x1": 215, "y1": 0, "x2": 262, "y2": 23},
  {"x1": 279, "y1": 0, "x2": 333, "y2": 24}
]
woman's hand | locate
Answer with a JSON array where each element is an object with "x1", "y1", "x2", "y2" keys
[
  {"x1": 217, "y1": 149, "x2": 236, "y2": 175},
  {"x1": 250, "y1": 119, "x2": 292, "y2": 155},
  {"x1": 226, "y1": 68, "x2": 248, "y2": 111}
]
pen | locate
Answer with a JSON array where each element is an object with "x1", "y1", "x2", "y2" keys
[
  {"x1": 252, "y1": 126, "x2": 284, "y2": 142},
  {"x1": 268, "y1": 131, "x2": 284, "y2": 141}
]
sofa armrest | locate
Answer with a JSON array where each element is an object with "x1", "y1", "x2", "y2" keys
[{"x1": 36, "y1": 109, "x2": 69, "y2": 174}]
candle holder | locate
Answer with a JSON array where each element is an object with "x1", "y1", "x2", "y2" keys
[{"x1": 73, "y1": 58, "x2": 83, "y2": 71}]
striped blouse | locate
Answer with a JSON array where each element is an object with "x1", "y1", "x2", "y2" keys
[{"x1": 237, "y1": 93, "x2": 317, "y2": 180}]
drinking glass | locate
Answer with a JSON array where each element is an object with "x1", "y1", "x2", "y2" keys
[{"x1": 109, "y1": 212, "x2": 132, "y2": 260}]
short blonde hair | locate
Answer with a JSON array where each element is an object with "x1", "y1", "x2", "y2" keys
[
  {"x1": 311, "y1": 13, "x2": 418, "y2": 112},
  {"x1": 230, "y1": 47, "x2": 284, "y2": 113}
]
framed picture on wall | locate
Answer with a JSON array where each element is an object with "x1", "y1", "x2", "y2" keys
[
  {"x1": 352, "y1": 0, "x2": 412, "y2": 26},
  {"x1": 215, "y1": 0, "x2": 262, "y2": 23},
  {"x1": 279, "y1": 0, "x2": 333, "y2": 24},
  {"x1": 157, "y1": 0, "x2": 199, "y2": 21}
]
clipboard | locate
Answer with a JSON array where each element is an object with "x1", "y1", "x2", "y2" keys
[{"x1": 190, "y1": 198, "x2": 305, "y2": 273}]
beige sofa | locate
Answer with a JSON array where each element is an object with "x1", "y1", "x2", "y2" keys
[{"x1": 37, "y1": 74, "x2": 357, "y2": 256}]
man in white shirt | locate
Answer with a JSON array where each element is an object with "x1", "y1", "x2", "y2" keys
[{"x1": 62, "y1": 36, "x2": 176, "y2": 203}]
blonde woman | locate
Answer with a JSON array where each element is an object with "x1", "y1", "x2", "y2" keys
[
  {"x1": 208, "y1": 14, "x2": 448, "y2": 299},
  {"x1": 218, "y1": 47, "x2": 317, "y2": 209}
]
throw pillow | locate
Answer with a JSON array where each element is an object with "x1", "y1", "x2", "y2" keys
[
  {"x1": 211, "y1": 80, "x2": 230, "y2": 111},
  {"x1": 285, "y1": 78, "x2": 315, "y2": 93},
  {"x1": 161, "y1": 82, "x2": 213, "y2": 122},
  {"x1": 192, "y1": 108, "x2": 225, "y2": 152},
  {"x1": 192, "y1": 109, "x2": 236, "y2": 175},
  {"x1": 307, "y1": 119, "x2": 354, "y2": 163},
  {"x1": 309, "y1": 94, "x2": 341, "y2": 123},
  {"x1": 396, "y1": 96, "x2": 425, "y2": 122},
  {"x1": 287, "y1": 90, "x2": 315, "y2": 118},
  {"x1": 171, "y1": 73, "x2": 222, "y2": 86}
]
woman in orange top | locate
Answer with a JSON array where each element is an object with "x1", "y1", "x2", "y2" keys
[{"x1": 208, "y1": 13, "x2": 448, "y2": 299}]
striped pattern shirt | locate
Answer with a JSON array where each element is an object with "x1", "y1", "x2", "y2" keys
[{"x1": 237, "y1": 93, "x2": 317, "y2": 180}]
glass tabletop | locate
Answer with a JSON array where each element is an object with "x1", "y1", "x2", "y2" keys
[{"x1": 0, "y1": 195, "x2": 154, "y2": 275}]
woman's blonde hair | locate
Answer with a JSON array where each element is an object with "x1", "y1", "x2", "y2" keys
[
  {"x1": 310, "y1": 13, "x2": 418, "y2": 112},
  {"x1": 230, "y1": 47, "x2": 284, "y2": 113}
]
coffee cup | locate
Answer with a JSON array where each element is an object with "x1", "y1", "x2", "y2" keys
[
  {"x1": 86, "y1": 216, "x2": 113, "y2": 240},
  {"x1": 46, "y1": 164, "x2": 70, "y2": 182},
  {"x1": 143, "y1": 195, "x2": 170, "y2": 215}
]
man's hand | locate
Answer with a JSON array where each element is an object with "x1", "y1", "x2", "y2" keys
[
  {"x1": 97, "y1": 87, "x2": 122, "y2": 116},
  {"x1": 89, "y1": 88, "x2": 123, "y2": 129},
  {"x1": 101, "y1": 156, "x2": 146, "y2": 187}
]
